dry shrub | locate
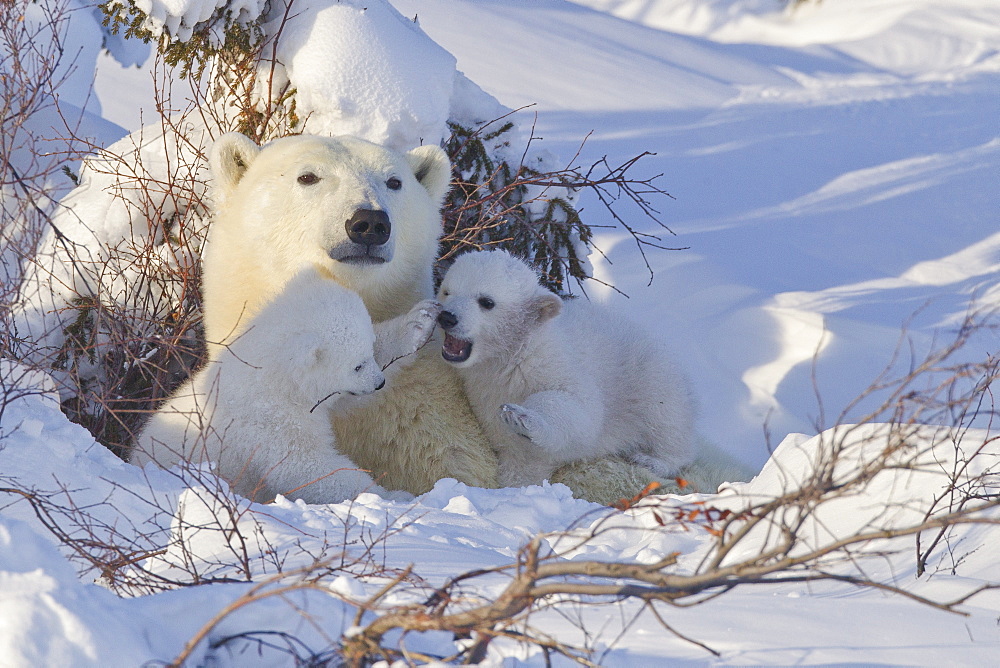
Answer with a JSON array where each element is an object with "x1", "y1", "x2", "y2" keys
[{"x1": 441, "y1": 113, "x2": 681, "y2": 294}]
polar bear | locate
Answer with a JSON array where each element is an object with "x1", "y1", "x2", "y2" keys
[
  {"x1": 436, "y1": 249, "x2": 698, "y2": 488},
  {"x1": 201, "y1": 133, "x2": 498, "y2": 494},
  {"x1": 131, "y1": 267, "x2": 435, "y2": 503}
]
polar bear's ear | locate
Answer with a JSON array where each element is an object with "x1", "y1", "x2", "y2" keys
[
  {"x1": 406, "y1": 144, "x2": 453, "y2": 206},
  {"x1": 210, "y1": 133, "x2": 261, "y2": 195},
  {"x1": 530, "y1": 292, "x2": 562, "y2": 325}
]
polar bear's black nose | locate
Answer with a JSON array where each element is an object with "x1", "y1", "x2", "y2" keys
[
  {"x1": 438, "y1": 310, "x2": 458, "y2": 330},
  {"x1": 346, "y1": 209, "x2": 391, "y2": 246}
]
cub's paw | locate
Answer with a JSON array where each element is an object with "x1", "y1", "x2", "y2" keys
[
  {"x1": 402, "y1": 299, "x2": 442, "y2": 355},
  {"x1": 500, "y1": 403, "x2": 540, "y2": 443}
]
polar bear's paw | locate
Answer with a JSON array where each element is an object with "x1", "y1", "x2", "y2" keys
[
  {"x1": 376, "y1": 300, "x2": 442, "y2": 368},
  {"x1": 500, "y1": 403, "x2": 542, "y2": 443},
  {"x1": 403, "y1": 299, "x2": 442, "y2": 355}
]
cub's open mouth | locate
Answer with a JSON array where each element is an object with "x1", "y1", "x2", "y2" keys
[{"x1": 442, "y1": 332, "x2": 473, "y2": 363}]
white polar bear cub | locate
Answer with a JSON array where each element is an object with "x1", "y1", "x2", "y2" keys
[
  {"x1": 437, "y1": 250, "x2": 697, "y2": 488},
  {"x1": 132, "y1": 266, "x2": 435, "y2": 503}
]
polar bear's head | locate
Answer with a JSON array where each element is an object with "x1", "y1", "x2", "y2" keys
[
  {"x1": 237, "y1": 267, "x2": 385, "y2": 405},
  {"x1": 206, "y1": 133, "x2": 452, "y2": 332},
  {"x1": 435, "y1": 250, "x2": 562, "y2": 367}
]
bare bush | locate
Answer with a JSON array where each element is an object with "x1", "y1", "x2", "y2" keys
[
  {"x1": 441, "y1": 112, "x2": 682, "y2": 294},
  {"x1": 6, "y1": 2, "x2": 301, "y2": 455},
  {"x1": 11, "y1": 126, "x2": 210, "y2": 456},
  {"x1": 1, "y1": 0, "x2": 83, "y2": 343}
]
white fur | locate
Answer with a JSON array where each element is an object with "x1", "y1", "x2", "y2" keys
[
  {"x1": 132, "y1": 267, "x2": 431, "y2": 503},
  {"x1": 201, "y1": 133, "x2": 499, "y2": 494},
  {"x1": 438, "y1": 250, "x2": 698, "y2": 488}
]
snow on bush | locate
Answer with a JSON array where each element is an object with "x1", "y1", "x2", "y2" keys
[
  {"x1": 103, "y1": 0, "x2": 266, "y2": 46},
  {"x1": 268, "y1": 2, "x2": 457, "y2": 151}
]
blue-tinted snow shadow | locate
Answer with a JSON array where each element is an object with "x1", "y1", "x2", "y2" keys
[{"x1": 525, "y1": 78, "x2": 1000, "y2": 463}]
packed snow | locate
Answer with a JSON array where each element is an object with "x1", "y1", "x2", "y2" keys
[
  {"x1": 268, "y1": 1, "x2": 458, "y2": 150},
  {"x1": 3, "y1": 0, "x2": 1000, "y2": 664}
]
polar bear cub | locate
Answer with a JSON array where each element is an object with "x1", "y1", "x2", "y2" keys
[
  {"x1": 132, "y1": 266, "x2": 437, "y2": 503},
  {"x1": 436, "y1": 250, "x2": 697, "y2": 488}
]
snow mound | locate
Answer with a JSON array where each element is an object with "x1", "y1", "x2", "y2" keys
[
  {"x1": 3, "y1": 375, "x2": 999, "y2": 663},
  {"x1": 269, "y1": 1, "x2": 457, "y2": 150},
  {"x1": 110, "y1": 0, "x2": 458, "y2": 151},
  {"x1": 0, "y1": 516, "x2": 157, "y2": 666},
  {"x1": 570, "y1": 0, "x2": 1000, "y2": 75}
]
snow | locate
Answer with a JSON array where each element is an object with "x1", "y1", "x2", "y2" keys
[
  {"x1": 3, "y1": 364, "x2": 999, "y2": 664},
  {"x1": 268, "y1": 0, "x2": 457, "y2": 150},
  {"x1": 4, "y1": 0, "x2": 1000, "y2": 664},
  {"x1": 112, "y1": 0, "x2": 267, "y2": 44},
  {"x1": 570, "y1": 0, "x2": 1000, "y2": 75}
]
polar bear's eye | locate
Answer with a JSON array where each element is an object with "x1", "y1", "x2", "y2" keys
[
  {"x1": 386, "y1": 177, "x2": 402, "y2": 191},
  {"x1": 354, "y1": 363, "x2": 364, "y2": 373},
  {"x1": 297, "y1": 172, "x2": 320, "y2": 185},
  {"x1": 477, "y1": 296, "x2": 495, "y2": 310}
]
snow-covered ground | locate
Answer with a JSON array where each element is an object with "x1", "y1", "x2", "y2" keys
[{"x1": 3, "y1": 0, "x2": 1000, "y2": 664}]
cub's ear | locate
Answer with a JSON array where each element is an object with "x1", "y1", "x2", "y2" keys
[
  {"x1": 406, "y1": 144, "x2": 453, "y2": 206},
  {"x1": 210, "y1": 133, "x2": 261, "y2": 196},
  {"x1": 530, "y1": 292, "x2": 562, "y2": 325}
]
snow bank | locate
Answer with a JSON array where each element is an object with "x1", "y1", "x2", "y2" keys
[
  {"x1": 2, "y1": 369, "x2": 998, "y2": 663},
  {"x1": 569, "y1": 0, "x2": 1000, "y2": 75},
  {"x1": 0, "y1": 516, "x2": 157, "y2": 666},
  {"x1": 269, "y1": 1, "x2": 456, "y2": 151},
  {"x1": 712, "y1": 424, "x2": 1000, "y2": 567}
]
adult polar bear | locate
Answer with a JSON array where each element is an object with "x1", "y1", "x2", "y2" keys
[
  {"x1": 203, "y1": 132, "x2": 722, "y2": 502},
  {"x1": 203, "y1": 133, "x2": 497, "y2": 494}
]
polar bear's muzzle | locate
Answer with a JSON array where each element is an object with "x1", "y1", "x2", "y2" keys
[
  {"x1": 438, "y1": 310, "x2": 474, "y2": 363},
  {"x1": 328, "y1": 208, "x2": 393, "y2": 265}
]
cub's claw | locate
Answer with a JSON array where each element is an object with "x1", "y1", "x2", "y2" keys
[
  {"x1": 404, "y1": 299, "x2": 441, "y2": 354},
  {"x1": 500, "y1": 403, "x2": 537, "y2": 442}
]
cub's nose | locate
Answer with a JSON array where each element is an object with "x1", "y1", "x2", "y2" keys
[
  {"x1": 375, "y1": 378, "x2": 386, "y2": 391},
  {"x1": 437, "y1": 310, "x2": 458, "y2": 330},
  {"x1": 346, "y1": 209, "x2": 391, "y2": 246}
]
